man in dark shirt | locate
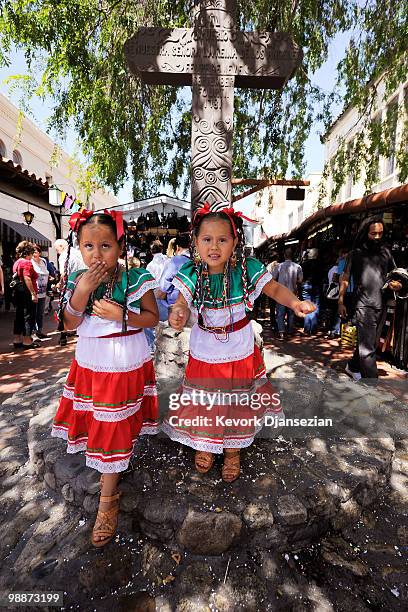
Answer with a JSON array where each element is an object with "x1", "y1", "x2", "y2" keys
[{"x1": 338, "y1": 216, "x2": 395, "y2": 379}]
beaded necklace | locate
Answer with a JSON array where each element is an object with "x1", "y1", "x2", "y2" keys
[
  {"x1": 85, "y1": 263, "x2": 121, "y2": 315},
  {"x1": 200, "y1": 262, "x2": 234, "y2": 342}
]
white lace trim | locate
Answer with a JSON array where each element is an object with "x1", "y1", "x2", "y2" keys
[
  {"x1": 140, "y1": 424, "x2": 159, "y2": 435},
  {"x1": 72, "y1": 400, "x2": 143, "y2": 422},
  {"x1": 173, "y1": 277, "x2": 193, "y2": 307},
  {"x1": 190, "y1": 343, "x2": 254, "y2": 363},
  {"x1": 128, "y1": 279, "x2": 158, "y2": 304},
  {"x1": 143, "y1": 385, "x2": 158, "y2": 396},
  {"x1": 63, "y1": 387, "x2": 74, "y2": 400},
  {"x1": 160, "y1": 421, "x2": 255, "y2": 453},
  {"x1": 76, "y1": 353, "x2": 153, "y2": 373},
  {"x1": 85, "y1": 456, "x2": 131, "y2": 473},
  {"x1": 51, "y1": 425, "x2": 68, "y2": 439},
  {"x1": 249, "y1": 271, "x2": 273, "y2": 303}
]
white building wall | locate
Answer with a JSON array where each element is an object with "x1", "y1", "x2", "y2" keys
[
  {"x1": 324, "y1": 76, "x2": 408, "y2": 203},
  {"x1": 252, "y1": 173, "x2": 322, "y2": 247},
  {"x1": 0, "y1": 93, "x2": 119, "y2": 260}
]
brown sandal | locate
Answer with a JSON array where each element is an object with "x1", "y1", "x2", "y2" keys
[
  {"x1": 91, "y1": 492, "x2": 121, "y2": 548},
  {"x1": 222, "y1": 451, "x2": 240, "y2": 483},
  {"x1": 195, "y1": 451, "x2": 215, "y2": 474}
]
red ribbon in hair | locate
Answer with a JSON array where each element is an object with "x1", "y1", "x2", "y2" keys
[
  {"x1": 104, "y1": 209, "x2": 124, "y2": 240},
  {"x1": 192, "y1": 202, "x2": 256, "y2": 237},
  {"x1": 69, "y1": 209, "x2": 93, "y2": 232}
]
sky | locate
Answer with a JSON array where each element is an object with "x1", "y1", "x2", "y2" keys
[{"x1": 0, "y1": 32, "x2": 349, "y2": 214}]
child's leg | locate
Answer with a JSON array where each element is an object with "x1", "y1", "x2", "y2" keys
[
  {"x1": 222, "y1": 449, "x2": 240, "y2": 483},
  {"x1": 92, "y1": 473, "x2": 121, "y2": 546},
  {"x1": 195, "y1": 451, "x2": 214, "y2": 473}
]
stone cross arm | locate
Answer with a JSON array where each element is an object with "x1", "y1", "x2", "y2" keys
[{"x1": 125, "y1": 28, "x2": 303, "y2": 89}]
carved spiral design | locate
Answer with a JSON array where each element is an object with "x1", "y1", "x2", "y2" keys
[
  {"x1": 213, "y1": 136, "x2": 229, "y2": 154},
  {"x1": 205, "y1": 171, "x2": 217, "y2": 184},
  {"x1": 195, "y1": 136, "x2": 211, "y2": 152},
  {"x1": 193, "y1": 167, "x2": 205, "y2": 181},
  {"x1": 194, "y1": 117, "x2": 212, "y2": 135},
  {"x1": 219, "y1": 167, "x2": 230, "y2": 182},
  {"x1": 213, "y1": 120, "x2": 229, "y2": 135}
]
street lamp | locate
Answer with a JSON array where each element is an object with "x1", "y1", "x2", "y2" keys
[
  {"x1": 48, "y1": 184, "x2": 62, "y2": 207},
  {"x1": 22, "y1": 209, "x2": 34, "y2": 226}
]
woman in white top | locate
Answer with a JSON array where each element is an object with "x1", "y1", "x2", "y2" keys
[{"x1": 32, "y1": 245, "x2": 50, "y2": 338}]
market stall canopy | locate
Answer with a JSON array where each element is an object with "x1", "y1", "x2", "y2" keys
[
  {"x1": 267, "y1": 181, "x2": 408, "y2": 245},
  {"x1": 0, "y1": 217, "x2": 52, "y2": 247}
]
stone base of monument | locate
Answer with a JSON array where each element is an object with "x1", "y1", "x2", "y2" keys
[{"x1": 0, "y1": 355, "x2": 407, "y2": 610}]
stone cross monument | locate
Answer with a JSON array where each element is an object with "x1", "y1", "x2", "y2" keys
[{"x1": 125, "y1": 0, "x2": 302, "y2": 210}]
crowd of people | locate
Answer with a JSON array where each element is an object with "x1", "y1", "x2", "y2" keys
[{"x1": 260, "y1": 215, "x2": 408, "y2": 379}]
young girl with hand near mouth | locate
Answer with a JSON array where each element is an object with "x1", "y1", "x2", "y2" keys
[{"x1": 52, "y1": 211, "x2": 159, "y2": 547}]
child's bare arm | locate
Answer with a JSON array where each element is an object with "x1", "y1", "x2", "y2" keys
[
  {"x1": 63, "y1": 262, "x2": 108, "y2": 330},
  {"x1": 92, "y1": 289, "x2": 159, "y2": 328},
  {"x1": 169, "y1": 292, "x2": 190, "y2": 331},
  {"x1": 262, "y1": 279, "x2": 316, "y2": 318}
]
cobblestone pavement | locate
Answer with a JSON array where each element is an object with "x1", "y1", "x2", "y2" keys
[{"x1": 0, "y1": 332, "x2": 407, "y2": 609}]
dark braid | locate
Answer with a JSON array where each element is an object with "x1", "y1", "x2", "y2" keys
[
  {"x1": 236, "y1": 222, "x2": 253, "y2": 311},
  {"x1": 122, "y1": 230, "x2": 130, "y2": 333},
  {"x1": 57, "y1": 233, "x2": 73, "y2": 331}
]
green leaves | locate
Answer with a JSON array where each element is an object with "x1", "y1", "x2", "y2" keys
[{"x1": 0, "y1": 0, "x2": 407, "y2": 199}]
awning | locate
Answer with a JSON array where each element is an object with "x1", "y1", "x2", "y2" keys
[{"x1": 0, "y1": 218, "x2": 52, "y2": 247}]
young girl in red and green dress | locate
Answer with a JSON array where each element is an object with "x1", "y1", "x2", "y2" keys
[
  {"x1": 163, "y1": 204, "x2": 315, "y2": 482},
  {"x1": 51, "y1": 210, "x2": 159, "y2": 547}
]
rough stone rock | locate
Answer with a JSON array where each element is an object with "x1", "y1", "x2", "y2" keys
[
  {"x1": 13, "y1": 506, "x2": 81, "y2": 573},
  {"x1": 54, "y1": 454, "x2": 85, "y2": 484},
  {"x1": 211, "y1": 568, "x2": 267, "y2": 612},
  {"x1": 75, "y1": 467, "x2": 100, "y2": 495},
  {"x1": 243, "y1": 502, "x2": 274, "y2": 529},
  {"x1": 117, "y1": 592, "x2": 156, "y2": 612},
  {"x1": 254, "y1": 550, "x2": 280, "y2": 582},
  {"x1": 177, "y1": 509, "x2": 241, "y2": 555},
  {"x1": 331, "y1": 498, "x2": 361, "y2": 530},
  {"x1": 177, "y1": 561, "x2": 214, "y2": 598},
  {"x1": 141, "y1": 542, "x2": 178, "y2": 585},
  {"x1": 277, "y1": 494, "x2": 308, "y2": 525},
  {"x1": 83, "y1": 494, "x2": 99, "y2": 515},
  {"x1": 251, "y1": 475, "x2": 278, "y2": 495},
  {"x1": 0, "y1": 501, "x2": 49, "y2": 553},
  {"x1": 79, "y1": 548, "x2": 133, "y2": 594},
  {"x1": 61, "y1": 483, "x2": 75, "y2": 502},
  {"x1": 44, "y1": 472, "x2": 56, "y2": 490}
]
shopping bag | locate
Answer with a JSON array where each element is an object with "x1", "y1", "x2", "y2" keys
[{"x1": 340, "y1": 322, "x2": 357, "y2": 348}]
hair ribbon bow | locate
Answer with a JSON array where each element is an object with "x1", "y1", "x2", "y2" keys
[
  {"x1": 104, "y1": 209, "x2": 124, "y2": 240},
  {"x1": 69, "y1": 209, "x2": 93, "y2": 232}
]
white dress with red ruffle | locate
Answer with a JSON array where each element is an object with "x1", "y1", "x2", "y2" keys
[
  {"x1": 161, "y1": 257, "x2": 283, "y2": 453},
  {"x1": 51, "y1": 267, "x2": 159, "y2": 473}
]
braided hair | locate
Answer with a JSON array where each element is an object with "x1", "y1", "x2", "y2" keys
[
  {"x1": 192, "y1": 211, "x2": 253, "y2": 313},
  {"x1": 57, "y1": 235, "x2": 73, "y2": 332}
]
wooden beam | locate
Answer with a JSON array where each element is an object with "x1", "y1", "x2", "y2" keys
[{"x1": 0, "y1": 179, "x2": 55, "y2": 212}]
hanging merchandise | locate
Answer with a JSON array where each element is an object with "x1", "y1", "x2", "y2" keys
[{"x1": 64, "y1": 195, "x2": 74, "y2": 210}]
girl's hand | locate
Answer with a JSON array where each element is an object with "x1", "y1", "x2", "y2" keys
[
  {"x1": 292, "y1": 300, "x2": 316, "y2": 318},
  {"x1": 169, "y1": 305, "x2": 188, "y2": 331},
  {"x1": 93, "y1": 299, "x2": 123, "y2": 321},
  {"x1": 77, "y1": 261, "x2": 109, "y2": 293}
]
